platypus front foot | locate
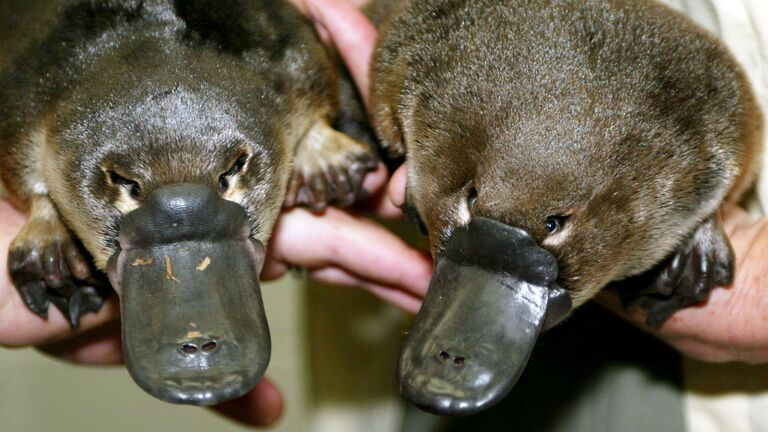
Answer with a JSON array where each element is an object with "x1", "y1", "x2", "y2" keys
[
  {"x1": 285, "y1": 120, "x2": 378, "y2": 211},
  {"x1": 8, "y1": 197, "x2": 108, "y2": 328},
  {"x1": 615, "y1": 214, "x2": 733, "y2": 326}
]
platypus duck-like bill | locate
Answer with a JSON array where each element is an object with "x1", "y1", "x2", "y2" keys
[
  {"x1": 398, "y1": 218, "x2": 572, "y2": 416},
  {"x1": 107, "y1": 183, "x2": 270, "y2": 406}
]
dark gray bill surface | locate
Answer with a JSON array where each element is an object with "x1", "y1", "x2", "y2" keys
[
  {"x1": 107, "y1": 184, "x2": 270, "y2": 406},
  {"x1": 398, "y1": 218, "x2": 570, "y2": 416}
]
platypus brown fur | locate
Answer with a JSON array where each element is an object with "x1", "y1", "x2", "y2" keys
[
  {"x1": 370, "y1": 0, "x2": 763, "y2": 416},
  {"x1": 373, "y1": 0, "x2": 762, "y2": 315},
  {"x1": 0, "y1": 0, "x2": 376, "y2": 325}
]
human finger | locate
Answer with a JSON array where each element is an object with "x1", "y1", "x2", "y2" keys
[
  {"x1": 263, "y1": 207, "x2": 432, "y2": 297},
  {"x1": 387, "y1": 162, "x2": 407, "y2": 209},
  {"x1": 355, "y1": 162, "x2": 405, "y2": 219},
  {"x1": 309, "y1": 266, "x2": 423, "y2": 313},
  {"x1": 305, "y1": 0, "x2": 378, "y2": 109},
  {"x1": 211, "y1": 378, "x2": 284, "y2": 427},
  {"x1": 37, "y1": 319, "x2": 123, "y2": 364}
]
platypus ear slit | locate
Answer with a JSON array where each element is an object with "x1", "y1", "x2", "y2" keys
[
  {"x1": 613, "y1": 213, "x2": 733, "y2": 326},
  {"x1": 105, "y1": 169, "x2": 142, "y2": 199},
  {"x1": 223, "y1": 152, "x2": 250, "y2": 177}
]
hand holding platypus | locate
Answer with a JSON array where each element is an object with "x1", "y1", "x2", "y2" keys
[{"x1": 309, "y1": 0, "x2": 768, "y2": 364}]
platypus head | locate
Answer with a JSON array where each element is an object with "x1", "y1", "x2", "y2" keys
[
  {"x1": 371, "y1": 0, "x2": 752, "y2": 417},
  {"x1": 46, "y1": 64, "x2": 292, "y2": 405},
  {"x1": 398, "y1": 80, "x2": 725, "y2": 415}
]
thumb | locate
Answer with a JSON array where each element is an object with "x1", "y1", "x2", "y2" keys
[{"x1": 211, "y1": 378, "x2": 284, "y2": 426}]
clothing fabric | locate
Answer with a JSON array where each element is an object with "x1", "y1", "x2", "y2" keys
[{"x1": 658, "y1": 2, "x2": 768, "y2": 431}]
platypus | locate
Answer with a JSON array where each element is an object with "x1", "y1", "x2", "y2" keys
[
  {"x1": 370, "y1": 0, "x2": 763, "y2": 416},
  {"x1": 0, "y1": 0, "x2": 377, "y2": 405}
]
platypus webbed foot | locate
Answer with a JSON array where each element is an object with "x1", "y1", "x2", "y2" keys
[
  {"x1": 615, "y1": 214, "x2": 733, "y2": 326},
  {"x1": 286, "y1": 120, "x2": 378, "y2": 211},
  {"x1": 8, "y1": 196, "x2": 108, "y2": 328}
]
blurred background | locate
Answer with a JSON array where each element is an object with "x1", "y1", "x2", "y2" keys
[{"x1": 0, "y1": 274, "x2": 411, "y2": 432}]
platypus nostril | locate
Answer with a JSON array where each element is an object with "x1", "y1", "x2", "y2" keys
[
  {"x1": 181, "y1": 343, "x2": 198, "y2": 354},
  {"x1": 201, "y1": 340, "x2": 218, "y2": 352},
  {"x1": 438, "y1": 351, "x2": 451, "y2": 362},
  {"x1": 453, "y1": 356, "x2": 466, "y2": 366}
]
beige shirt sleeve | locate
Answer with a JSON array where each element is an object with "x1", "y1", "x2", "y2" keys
[
  {"x1": 656, "y1": 3, "x2": 768, "y2": 432},
  {"x1": 662, "y1": 0, "x2": 768, "y2": 215}
]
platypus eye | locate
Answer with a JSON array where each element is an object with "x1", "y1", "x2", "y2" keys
[
  {"x1": 218, "y1": 176, "x2": 229, "y2": 192},
  {"x1": 108, "y1": 170, "x2": 141, "y2": 200},
  {"x1": 467, "y1": 184, "x2": 478, "y2": 211},
  {"x1": 129, "y1": 183, "x2": 141, "y2": 199},
  {"x1": 544, "y1": 216, "x2": 566, "y2": 234}
]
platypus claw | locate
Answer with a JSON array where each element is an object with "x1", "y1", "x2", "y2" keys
[
  {"x1": 9, "y1": 239, "x2": 108, "y2": 329},
  {"x1": 287, "y1": 153, "x2": 378, "y2": 211},
  {"x1": 48, "y1": 283, "x2": 107, "y2": 328},
  {"x1": 615, "y1": 215, "x2": 733, "y2": 326},
  {"x1": 286, "y1": 121, "x2": 379, "y2": 211}
]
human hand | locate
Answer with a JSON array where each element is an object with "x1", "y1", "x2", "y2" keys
[
  {"x1": 596, "y1": 204, "x2": 768, "y2": 363},
  {"x1": 292, "y1": 0, "x2": 426, "y2": 312}
]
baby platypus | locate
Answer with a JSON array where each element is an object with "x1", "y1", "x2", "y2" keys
[
  {"x1": 0, "y1": 0, "x2": 376, "y2": 405},
  {"x1": 371, "y1": 0, "x2": 763, "y2": 416}
]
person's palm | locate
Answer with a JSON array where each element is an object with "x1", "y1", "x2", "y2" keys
[{"x1": 599, "y1": 204, "x2": 768, "y2": 363}]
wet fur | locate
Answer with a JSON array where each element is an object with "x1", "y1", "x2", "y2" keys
[
  {"x1": 0, "y1": 0, "x2": 376, "y2": 323},
  {"x1": 371, "y1": 0, "x2": 763, "y2": 307}
]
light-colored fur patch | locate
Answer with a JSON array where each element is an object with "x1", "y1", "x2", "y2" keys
[
  {"x1": 542, "y1": 224, "x2": 573, "y2": 248},
  {"x1": 113, "y1": 188, "x2": 140, "y2": 215},
  {"x1": 20, "y1": 126, "x2": 50, "y2": 195}
]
